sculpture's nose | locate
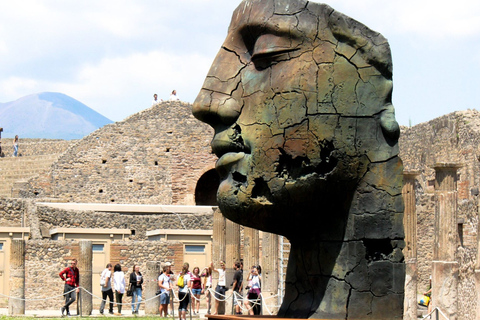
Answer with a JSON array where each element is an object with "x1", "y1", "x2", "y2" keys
[
  {"x1": 192, "y1": 47, "x2": 243, "y2": 128},
  {"x1": 192, "y1": 90, "x2": 241, "y2": 128}
]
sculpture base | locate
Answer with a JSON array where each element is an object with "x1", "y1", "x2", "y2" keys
[{"x1": 206, "y1": 315, "x2": 345, "y2": 320}]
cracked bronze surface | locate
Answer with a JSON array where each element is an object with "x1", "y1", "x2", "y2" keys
[{"x1": 193, "y1": 0, "x2": 404, "y2": 318}]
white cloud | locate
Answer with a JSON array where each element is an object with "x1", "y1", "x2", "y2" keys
[
  {"x1": 0, "y1": 77, "x2": 40, "y2": 99},
  {"x1": 51, "y1": 50, "x2": 213, "y2": 121},
  {"x1": 327, "y1": 0, "x2": 480, "y2": 38}
]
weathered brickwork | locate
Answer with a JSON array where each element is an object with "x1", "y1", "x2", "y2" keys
[
  {"x1": 0, "y1": 198, "x2": 26, "y2": 227},
  {"x1": 19, "y1": 102, "x2": 216, "y2": 205},
  {"x1": 35, "y1": 205, "x2": 212, "y2": 240},
  {"x1": 400, "y1": 110, "x2": 480, "y2": 320},
  {"x1": 21, "y1": 240, "x2": 184, "y2": 310}
]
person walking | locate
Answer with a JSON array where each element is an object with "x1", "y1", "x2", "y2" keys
[
  {"x1": 99, "y1": 263, "x2": 114, "y2": 315},
  {"x1": 129, "y1": 265, "x2": 143, "y2": 314},
  {"x1": 113, "y1": 264, "x2": 126, "y2": 315},
  {"x1": 12, "y1": 135, "x2": 18, "y2": 157},
  {"x1": 59, "y1": 259, "x2": 80, "y2": 316},
  {"x1": 232, "y1": 262, "x2": 243, "y2": 315},
  {"x1": 158, "y1": 266, "x2": 171, "y2": 317},
  {"x1": 190, "y1": 267, "x2": 202, "y2": 315}
]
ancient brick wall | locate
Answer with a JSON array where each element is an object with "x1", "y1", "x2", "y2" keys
[
  {"x1": 0, "y1": 198, "x2": 26, "y2": 227},
  {"x1": 35, "y1": 205, "x2": 213, "y2": 240},
  {"x1": 399, "y1": 110, "x2": 480, "y2": 320},
  {"x1": 23, "y1": 240, "x2": 73, "y2": 310},
  {"x1": 19, "y1": 102, "x2": 216, "y2": 205},
  {"x1": 22, "y1": 240, "x2": 184, "y2": 310}
]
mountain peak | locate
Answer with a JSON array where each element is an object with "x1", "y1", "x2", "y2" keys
[{"x1": 0, "y1": 92, "x2": 113, "y2": 140}]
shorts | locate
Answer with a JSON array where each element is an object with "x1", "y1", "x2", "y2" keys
[
  {"x1": 233, "y1": 291, "x2": 242, "y2": 305},
  {"x1": 191, "y1": 288, "x2": 202, "y2": 295},
  {"x1": 204, "y1": 286, "x2": 211, "y2": 296},
  {"x1": 160, "y1": 292, "x2": 170, "y2": 305},
  {"x1": 215, "y1": 285, "x2": 226, "y2": 300}
]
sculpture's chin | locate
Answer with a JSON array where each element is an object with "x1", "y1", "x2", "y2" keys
[{"x1": 216, "y1": 171, "x2": 358, "y2": 240}]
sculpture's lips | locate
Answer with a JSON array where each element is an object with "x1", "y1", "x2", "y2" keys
[
  {"x1": 211, "y1": 138, "x2": 248, "y2": 175},
  {"x1": 216, "y1": 152, "x2": 245, "y2": 171}
]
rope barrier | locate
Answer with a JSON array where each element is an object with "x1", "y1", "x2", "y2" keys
[
  {"x1": 0, "y1": 283, "x2": 281, "y2": 316},
  {"x1": 0, "y1": 287, "x2": 77, "y2": 301}
]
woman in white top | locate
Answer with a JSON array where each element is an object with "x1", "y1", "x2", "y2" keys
[
  {"x1": 158, "y1": 266, "x2": 171, "y2": 317},
  {"x1": 113, "y1": 264, "x2": 126, "y2": 315},
  {"x1": 210, "y1": 261, "x2": 226, "y2": 315},
  {"x1": 244, "y1": 266, "x2": 262, "y2": 315},
  {"x1": 202, "y1": 267, "x2": 213, "y2": 314}
]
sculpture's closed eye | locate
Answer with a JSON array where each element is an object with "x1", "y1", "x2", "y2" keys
[{"x1": 250, "y1": 33, "x2": 299, "y2": 68}]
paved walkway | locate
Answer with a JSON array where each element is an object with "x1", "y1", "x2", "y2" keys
[{"x1": 0, "y1": 308, "x2": 208, "y2": 318}]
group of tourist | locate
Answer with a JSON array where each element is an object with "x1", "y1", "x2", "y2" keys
[
  {"x1": 152, "y1": 90, "x2": 180, "y2": 106},
  {"x1": 59, "y1": 258, "x2": 263, "y2": 317}
]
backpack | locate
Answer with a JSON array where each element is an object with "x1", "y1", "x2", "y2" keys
[{"x1": 177, "y1": 274, "x2": 184, "y2": 288}]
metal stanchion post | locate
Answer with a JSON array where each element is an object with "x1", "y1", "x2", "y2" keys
[
  {"x1": 260, "y1": 294, "x2": 263, "y2": 316},
  {"x1": 231, "y1": 292, "x2": 234, "y2": 315},
  {"x1": 172, "y1": 290, "x2": 175, "y2": 320},
  {"x1": 189, "y1": 292, "x2": 192, "y2": 320},
  {"x1": 79, "y1": 290, "x2": 83, "y2": 317}
]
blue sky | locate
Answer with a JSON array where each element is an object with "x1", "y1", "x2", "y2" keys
[{"x1": 0, "y1": 0, "x2": 479, "y2": 127}]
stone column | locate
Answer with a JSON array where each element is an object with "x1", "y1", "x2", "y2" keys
[
  {"x1": 212, "y1": 208, "x2": 226, "y2": 314},
  {"x1": 78, "y1": 240, "x2": 92, "y2": 316},
  {"x1": 432, "y1": 163, "x2": 462, "y2": 320},
  {"x1": 225, "y1": 219, "x2": 240, "y2": 314},
  {"x1": 8, "y1": 240, "x2": 25, "y2": 315},
  {"x1": 261, "y1": 232, "x2": 279, "y2": 315},
  {"x1": 402, "y1": 171, "x2": 420, "y2": 320},
  {"x1": 243, "y1": 227, "x2": 260, "y2": 284},
  {"x1": 145, "y1": 261, "x2": 161, "y2": 314},
  {"x1": 213, "y1": 208, "x2": 226, "y2": 264},
  {"x1": 475, "y1": 178, "x2": 480, "y2": 320}
]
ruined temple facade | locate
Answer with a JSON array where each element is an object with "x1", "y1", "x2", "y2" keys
[
  {"x1": 1, "y1": 101, "x2": 480, "y2": 318},
  {"x1": 400, "y1": 109, "x2": 480, "y2": 320}
]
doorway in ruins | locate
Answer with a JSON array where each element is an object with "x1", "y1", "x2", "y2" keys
[{"x1": 195, "y1": 169, "x2": 219, "y2": 205}]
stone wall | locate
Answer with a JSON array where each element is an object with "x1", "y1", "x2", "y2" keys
[
  {"x1": 0, "y1": 199, "x2": 213, "y2": 240},
  {"x1": 399, "y1": 110, "x2": 480, "y2": 320},
  {"x1": 22, "y1": 240, "x2": 183, "y2": 310},
  {"x1": 0, "y1": 138, "x2": 72, "y2": 157},
  {"x1": 19, "y1": 102, "x2": 217, "y2": 205},
  {"x1": 0, "y1": 198, "x2": 27, "y2": 227},
  {"x1": 35, "y1": 205, "x2": 213, "y2": 240}
]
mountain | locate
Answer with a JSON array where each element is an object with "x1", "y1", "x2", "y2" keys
[{"x1": 0, "y1": 92, "x2": 113, "y2": 140}]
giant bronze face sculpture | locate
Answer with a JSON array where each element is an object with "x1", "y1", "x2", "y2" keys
[{"x1": 193, "y1": 0, "x2": 404, "y2": 318}]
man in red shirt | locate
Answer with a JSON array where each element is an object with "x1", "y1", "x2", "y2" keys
[{"x1": 59, "y1": 259, "x2": 80, "y2": 316}]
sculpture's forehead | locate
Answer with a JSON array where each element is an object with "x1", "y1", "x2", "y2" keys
[{"x1": 229, "y1": 0, "x2": 310, "y2": 34}]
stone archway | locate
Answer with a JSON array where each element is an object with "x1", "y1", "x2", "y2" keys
[{"x1": 195, "y1": 169, "x2": 219, "y2": 205}]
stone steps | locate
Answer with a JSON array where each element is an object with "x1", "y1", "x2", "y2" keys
[{"x1": 0, "y1": 154, "x2": 61, "y2": 198}]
